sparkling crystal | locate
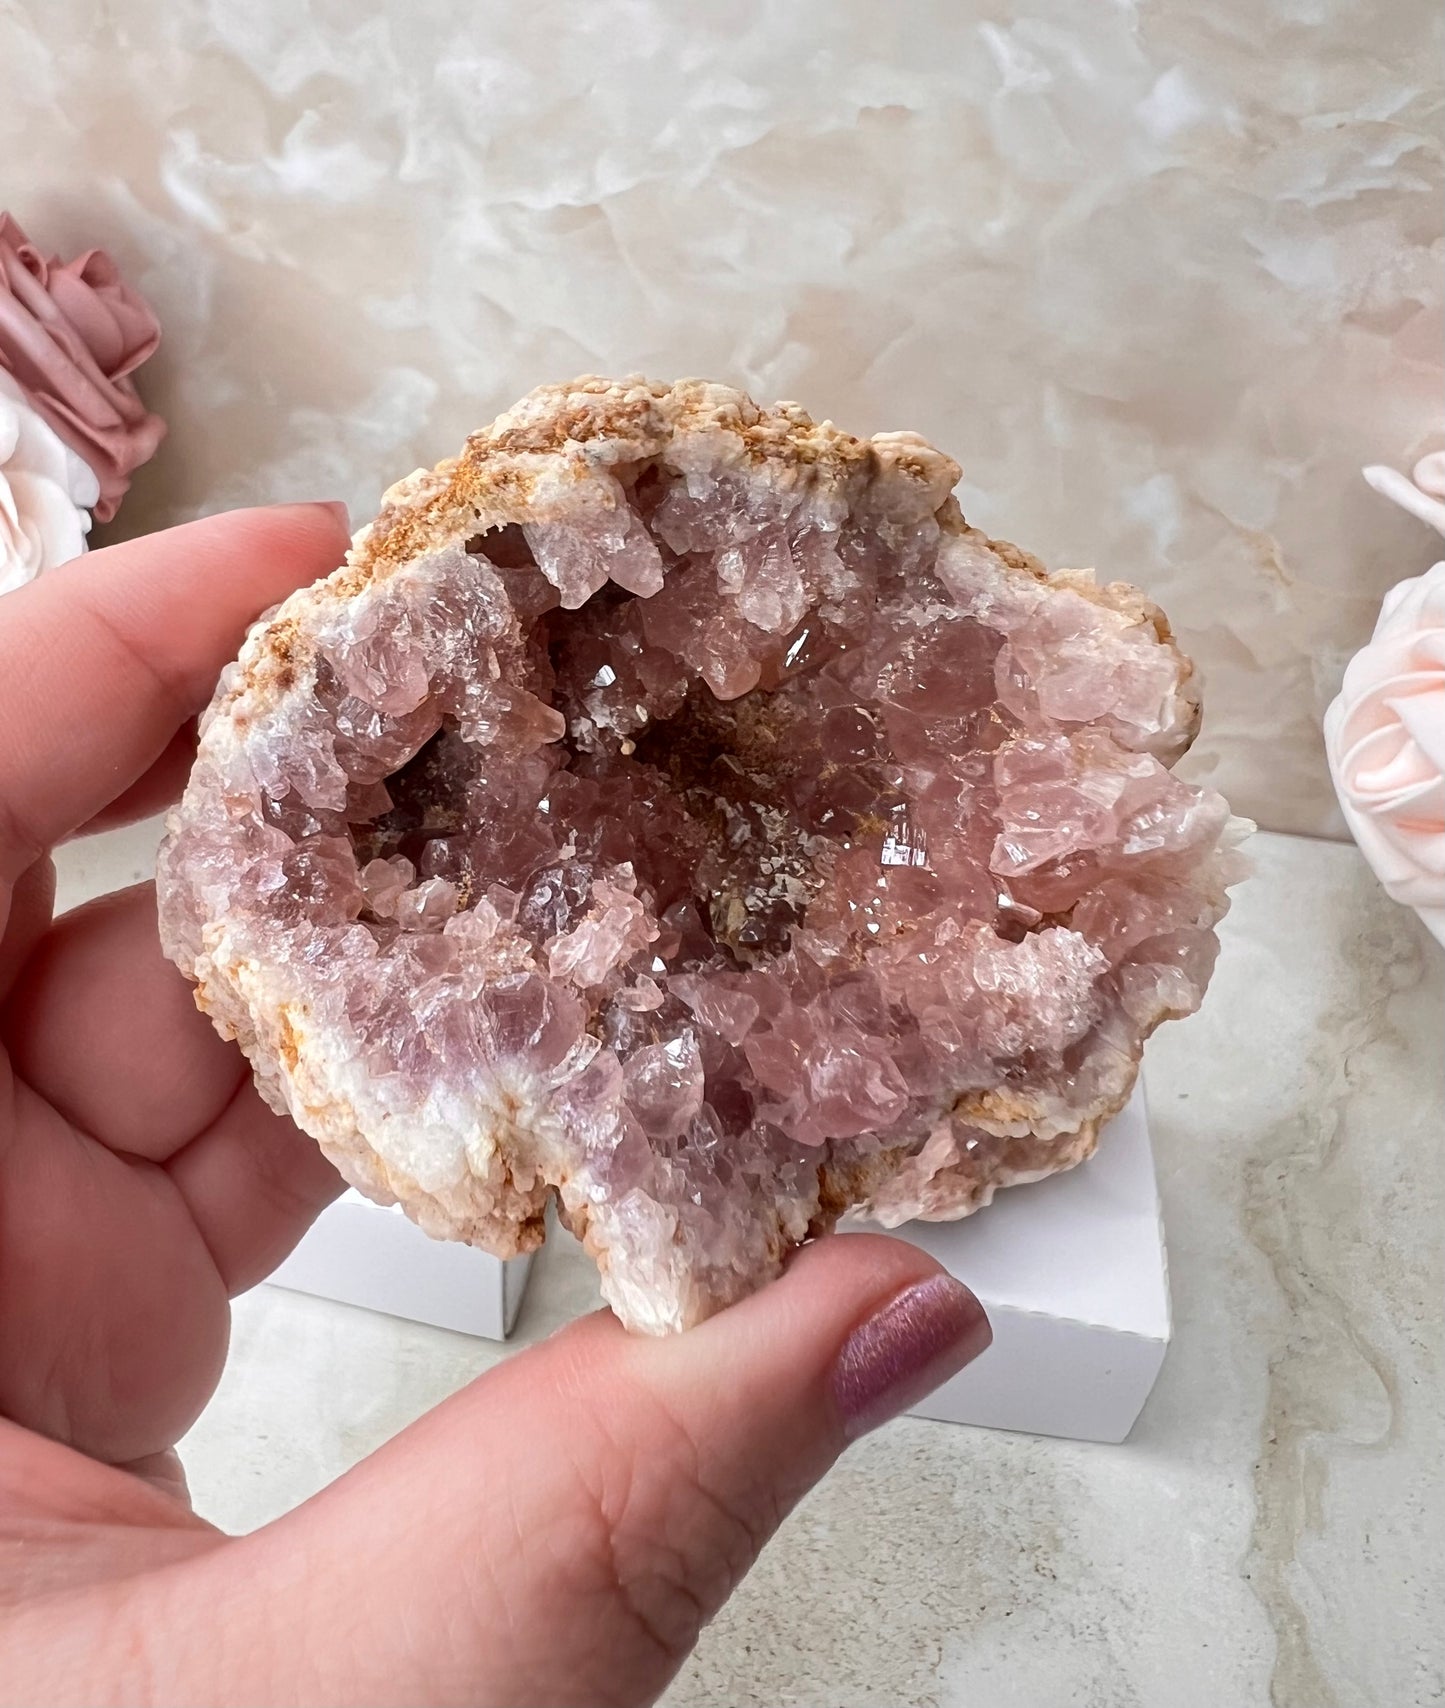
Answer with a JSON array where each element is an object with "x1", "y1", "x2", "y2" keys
[{"x1": 157, "y1": 377, "x2": 1245, "y2": 1334}]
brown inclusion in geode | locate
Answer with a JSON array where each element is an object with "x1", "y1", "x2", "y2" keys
[{"x1": 158, "y1": 377, "x2": 1245, "y2": 1334}]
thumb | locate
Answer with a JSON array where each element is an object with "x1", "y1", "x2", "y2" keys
[{"x1": 212, "y1": 1234, "x2": 989, "y2": 1707}]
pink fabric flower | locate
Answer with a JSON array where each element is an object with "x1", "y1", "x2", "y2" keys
[
  {"x1": 1325, "y1": 455, "x2": 1445, "y2": 946},
  {"x1": 0, "y1": 213, "x2": 165, "y2": 522}
]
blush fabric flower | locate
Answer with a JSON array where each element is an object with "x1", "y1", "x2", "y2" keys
[
  {"x1": 1325, "y1": 454, "x2": 1445, "y2": 946},
  {"x1": 0, "y1": 369, "x2": 99, "y2": 593},
  {"x1": 0, "y1": 213, "x2": 164, "y2": 523}
]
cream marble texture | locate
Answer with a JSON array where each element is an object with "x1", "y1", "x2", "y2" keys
[
  {"x1": 4, "y1": 0, "x2": 1443, "y2": 834},
  {"x1": 45, "y1": 826, "x2": 1440, "y2": 1708}
]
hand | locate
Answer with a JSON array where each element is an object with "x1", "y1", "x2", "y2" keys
[{"x1": 0, "y1": 508, "x2": 990, "y2": 1707}]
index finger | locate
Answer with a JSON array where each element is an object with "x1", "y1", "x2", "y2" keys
[{"x1": 0, "y1": 503, "x2": 350, "y2": 882}]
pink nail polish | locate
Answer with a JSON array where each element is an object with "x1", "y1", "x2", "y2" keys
[{"x1": 832, "y1": 1274, "x2": 991, "y2": 1440}]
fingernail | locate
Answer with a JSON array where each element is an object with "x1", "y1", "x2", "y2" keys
[
  {"x1": 831, "y1": 1274, "x2": 991, "y2": 1440},
  {"x1": 285, "y1": 499, "x2": 350, "y2": 528}
]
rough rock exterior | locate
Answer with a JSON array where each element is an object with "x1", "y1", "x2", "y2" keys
[{"x1": 157, "y1": 377, "x2": 1246, "y2": 1333}]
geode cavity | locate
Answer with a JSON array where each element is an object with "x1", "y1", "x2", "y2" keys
[{"x1": 158, "y1": 377, "x2": 1244, "y2": 1333}]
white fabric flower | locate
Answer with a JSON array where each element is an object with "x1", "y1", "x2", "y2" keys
[
  {"x1": 1325, "y1": 454, "x2": 1445, "y2": 947},
  {"x1": 1363, "y1": 452, "x2": 1445, "y2": 536},
  {"x1": 0, "y1": 367, "x2": 99, "y2": 594}
]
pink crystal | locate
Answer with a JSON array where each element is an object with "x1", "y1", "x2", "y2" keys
[{"x1": 157, "y1": 377, "x2": 1244, "y2": 1334}]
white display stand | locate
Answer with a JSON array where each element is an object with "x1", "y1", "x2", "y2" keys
[
  {"x1": 265, "y1": 1087, "x2": 1169, "y2": 1438},
  {"x1": 268, "y1": 1190, "x2": 534, "y2": 1341},
  {"x1": 877, "y1": 1082, "x2": 1170, "y2": 1442}
]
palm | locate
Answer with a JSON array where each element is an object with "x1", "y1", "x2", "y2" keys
[{"x1": 0, "y1": 507, "x2": 350, "y2": 1468}]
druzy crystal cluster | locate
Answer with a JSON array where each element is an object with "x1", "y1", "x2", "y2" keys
[{"x1": 158, "y1": 378, "x2": 1245, "y2": 1333}]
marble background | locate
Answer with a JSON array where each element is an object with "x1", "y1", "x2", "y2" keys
[{"x1": 2, "y1": 0, "x2": 1442, "y2": 835}]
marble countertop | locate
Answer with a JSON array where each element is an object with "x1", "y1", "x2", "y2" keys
[{"x1": 54, "y1": 826, "x2": 1443, "y2": 1707}]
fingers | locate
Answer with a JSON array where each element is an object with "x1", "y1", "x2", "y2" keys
[
  {"x1": 209, "y1": 1235, "x2": 989, "y2": 1707},
  {"x1": 69, "y1": 721, "x2": 198, "y2": 837},
  {"x1": 167, "y1": 1080, "x2": 343, "y2": 1295},
  {"x1": 0, "y1": 502, "x2": 349, "y2": 882},
  {"x1": 0, "y1": 1081, "x2": 233, "y2": 1465},
  {"x1": 3, "y1": 884, "x2": 245, "y2": 1159},
  {"x1": 4, "y1": 879, "x2": 342, "y2": 1293},
  {"x1": 0, "y1": 853, "x2": 54, "y2": 998}
]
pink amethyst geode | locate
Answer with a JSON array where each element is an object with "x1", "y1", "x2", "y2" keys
[{"x1": 158, "y1": 377, "x2": 1246, "y2": 1333}]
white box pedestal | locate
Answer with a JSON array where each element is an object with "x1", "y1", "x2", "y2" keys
[
  {"x1": 268, "y1": 1191, "x2": 534, "y2": 1340},
  {"x1": 265, "y1": 1087, "x2": 1169, "y2": 1437},
  {"x1": 873, "y1": 1083, "x2": 1170, "y2": 1443}
]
